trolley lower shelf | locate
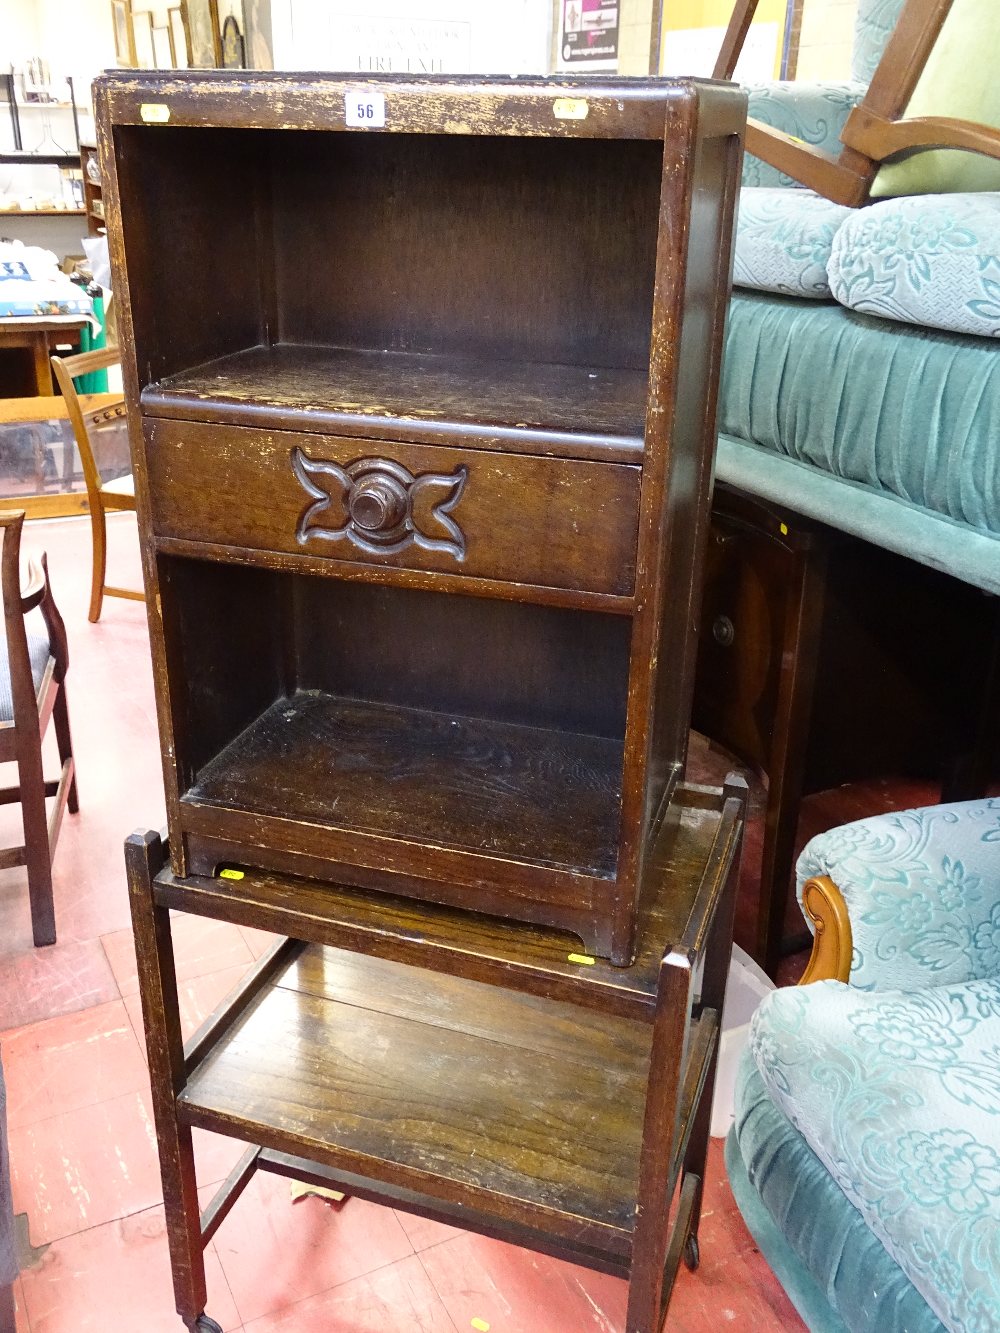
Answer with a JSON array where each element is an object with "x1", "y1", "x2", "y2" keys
[{"x1": 181, "y1": 941, "x2": 719, "y2": 1258}]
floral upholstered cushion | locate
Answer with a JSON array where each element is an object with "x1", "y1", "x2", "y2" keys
[
  {"x1": 797, "y1": 799, "x2": 1000, "y2": 992},
  {"x1": 743, "y1": 83, "x2": 865, "y2": 189},
  {"x1": 749, "y1": 978, "x2": 1000, "y2": 1332},
  {"x1": 734, "y1": 188, "x2": 853, "y2": 297},
  {"x1": 828, "y1": 194, "x2": 1000, "y2": 337}
]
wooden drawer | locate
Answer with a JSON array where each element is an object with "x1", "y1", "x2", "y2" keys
[{"x1": 144, "y1": 418, "x2": 641, "y2": 596}]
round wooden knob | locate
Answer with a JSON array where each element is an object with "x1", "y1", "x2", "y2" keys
[
  {"x1": 349, "y1": 475, "x2": 408, "y2": 532},
  {"x1": 712, "y1": 614, "x2": 735, "y2": 647}
]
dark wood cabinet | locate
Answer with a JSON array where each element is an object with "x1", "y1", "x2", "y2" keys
[
  {"x1": 97, "y1": 71, "x2": 745, "y2": 965},
  {"x1": 101, "y1": 71, "x2": 747, "y2": 1333}
]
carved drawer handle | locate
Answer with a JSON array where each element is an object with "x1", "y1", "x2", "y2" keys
[{"x1": 292, "y1": 449, "x2": 468, "y2": 560}]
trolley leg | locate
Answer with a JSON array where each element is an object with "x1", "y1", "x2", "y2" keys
[{"x1": 125, "y1": 830, "x2": 214, "y2": 1331}]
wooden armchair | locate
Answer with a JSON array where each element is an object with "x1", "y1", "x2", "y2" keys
[
  {"x1": 715, "y1": 0, "x2": 1000, "y2": 205},
  {"x1": 50, "y1": 347, "x2": 142, "y2": 622},
  {"x1": 0, "y1": 512, "x2": 77, "y2": 947}
]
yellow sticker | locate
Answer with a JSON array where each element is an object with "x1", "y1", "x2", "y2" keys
[
  {"x1": 553, "y1": 97, "x2": 589, "y2": 121},
  {"x1": 219, "y1": 868, "x2": 244, "y2": 881},
  {"x1": 779, "y1": 522, "x2": 789, "y2": 535},
  {"x1": 140, "y1": 103, "x2": 170, "y2": 123},
  {"x1": 471, "y1": 1320, "x2": 491, "y2": 1332},
  {"x1": 568, "y1": 952, "x2": 596, "y2": 966}
]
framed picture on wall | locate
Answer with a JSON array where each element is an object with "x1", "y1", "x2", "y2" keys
[
  {"x1": 168, "y1": 6, "x2": 190, "y2": 67},
  {"x1": 221, "y1": 14, "x2": 246, "y2": 68},
  {"x1": 152, "y1": 23, "x2": 175, "y2": 67},
  {"x1": 111, "y1": 0, "x2": 137, "y2": 66},
  {"x1": 183, "y1": 0, "x2": 222, "y2": 68},
  {"x1": 132, "y1": 10, "x2": 156, "y2": 68}
]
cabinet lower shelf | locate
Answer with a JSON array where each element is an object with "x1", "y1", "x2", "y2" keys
[
  {"x1": 180, "y1": 939, "x2": 718, "y2": 1256},
  {"x1": 182, "y1": 689, "x2": 624, "y2": 879}
]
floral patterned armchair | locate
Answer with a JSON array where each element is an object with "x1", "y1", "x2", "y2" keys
[{"x1": 726, "y1": 798, "x2": 1000, "y2": 1332}]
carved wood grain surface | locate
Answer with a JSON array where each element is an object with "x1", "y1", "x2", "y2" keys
[{"x1": 185, "y1": 690, "x2": 624, "y2": 878}]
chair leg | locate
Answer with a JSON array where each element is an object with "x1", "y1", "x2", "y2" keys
[
  {"x1": 18, "y1": 738, "x2": 55, "y2": 948},
  {"x1": 88, "y1": 500, "x2": 107, "y2": 623},
  {"x1": 52, "y1": 686, "x2": 78, "y2": 814}
]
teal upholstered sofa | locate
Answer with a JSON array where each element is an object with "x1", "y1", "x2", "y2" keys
[
  {"x1": 727, "y1": 797, "x2": 1000, "y2": 1331},
  {"x1": 715, "y1": 0, "x2": 1000, "y2": 595}
]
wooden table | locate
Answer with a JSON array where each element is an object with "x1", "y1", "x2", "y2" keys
[{"x1": 0, "y1": 315, "x2": 88, "y2": 396}]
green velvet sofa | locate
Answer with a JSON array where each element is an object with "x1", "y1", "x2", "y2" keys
[
  {"x1": 727, "y1": 797, "x2": 1000, "y2": 1331},
  {"x1": 715, "y1": 0, "x2": 1000, "y2": 595}
]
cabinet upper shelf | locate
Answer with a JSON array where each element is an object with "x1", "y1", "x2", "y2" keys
[{"x1": 141, "y1": 343, "x2": 648, "y2": 459}]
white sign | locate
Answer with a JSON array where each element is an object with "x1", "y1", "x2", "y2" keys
[
  {"x1": 330, "y1": 17, "x2": 472, "y2": 76},
  {"x1": 345, "y1": 90, "x2": 387, "y2": 127},
  {"x1": 660, "y1": 23, "x2": 780, "y2": 81}
]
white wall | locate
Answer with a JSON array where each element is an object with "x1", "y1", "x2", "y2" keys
[{"x1": 270, "y1": 0, "x2": 552, "y2": 76}]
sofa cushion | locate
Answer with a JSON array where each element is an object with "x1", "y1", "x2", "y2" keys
[
  {"x1": 871, "y1": 0, "x2": 1000, "y2": 198},
  {"x1": 798, "y1": 800, "x2": 1000, "y2": 993},
  {"x1": 829, "y1": 194, "x2": 1000, "y2": 337},
  {"x1": 749, "y1": 980, "x2": 1000, "y2": 1332},
  {"x1": 720, "y1": 291, "x2": 1000, "y2": 538},
  {"x1": 735, "y1": 188, "x2": 853, "y2": 297}
]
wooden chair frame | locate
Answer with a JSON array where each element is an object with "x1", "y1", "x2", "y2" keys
[
  {"x1": 50, "y1": 347, "x2": 143, "y2": 622},
  {"x1": 0, "y1": 512, "x2": 78, "y2": 947},
  {"x1": 715, "y1": 0, "x2": 1000, "y2": 206}
]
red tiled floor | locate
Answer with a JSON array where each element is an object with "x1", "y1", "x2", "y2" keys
[
  {"x1": 0, "y1": 935, "x2": 119, "y2": 1030},
  {"x1": 11, "y1": 1277, "x2": 28, "y2": 1333},
  {"x1": 102, "y1": 915, "x2": 253, "y2": 998},
  {"x1": 9, "y1": 1085, "x2": 161, "y2": 1245},
  {"x1": 2, "y1": 998, "x2": 147, "y2": 1130},
  {"x1": 211, "y1": 1174, "x2": 414, "y2": 1325},
  {"x1": 419, "y1": 1231, "x2": 630, "y2": 1333},
  {"x1": 123, "y1": 961, "x2": 262, "y2": 1064},
  {"x1": 393, "y1": 1209, "x2": 465, "y2": 1253},
  {"x1": 242, "y1": 1254, "x2": 458, "y2": 1333},
  {"x1": 193, "y1": 1127, "x2": 253, "y2": 1190},
  {"x1": 19, "y1": 1201, "x2": 241, "y2": 1333}
]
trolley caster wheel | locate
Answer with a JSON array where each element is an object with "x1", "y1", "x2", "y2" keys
[
  {"x1": 192, "y1": 1317, "x2": 223, "y2": 1333},
  {"x1": 683, "y1": 1234, "x2": 700, "y2": 1271}
]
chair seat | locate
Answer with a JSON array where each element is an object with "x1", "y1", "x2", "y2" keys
[
  {"x1": 749, "y1": 978, "x2": 1000, "y2": 1331},
  {"x1": 0, "y1": 624, "x2": 51, "y2": 724},
  {"x1": 102, "y1": 473, "x2": 135, "y2": 498}
]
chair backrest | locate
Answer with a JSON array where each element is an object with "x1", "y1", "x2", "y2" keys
[
  {"x1": 50, "y1": 347, "x2": 128, "y2": 502},
  {"x1": 0, "y1": 512, "x2": 67, "y2": 731},
  {"x1": 716, "y1": 0, "x2": 1000, "y2": 206}
]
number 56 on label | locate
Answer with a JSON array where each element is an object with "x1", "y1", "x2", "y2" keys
[{"x1": 345, "y1": 91, "x2": 386, "y2": 128}]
